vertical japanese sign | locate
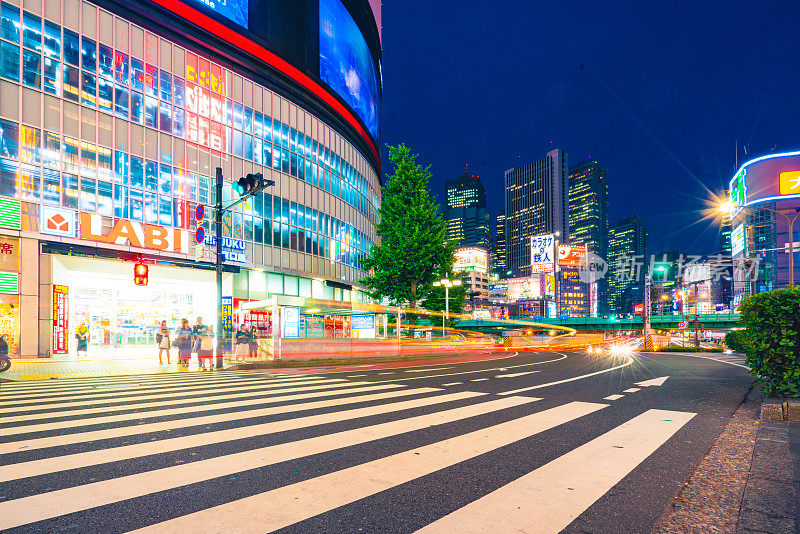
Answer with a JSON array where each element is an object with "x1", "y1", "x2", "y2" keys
[
  {"x1": 52, "y1": 285, "x2": 69, "y2": 355},
  {"x1": 530, "y1": 234, "x2": 556, "y2": 274},
  {"x1": 221, "y1": 296, "x2": 233, "y2": 333},
  {"x1": 283, "y1": 307, "x2": 300, "y2": 338}
]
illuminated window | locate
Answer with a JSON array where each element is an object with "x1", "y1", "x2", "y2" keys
[{"x1": 0, "y1": 41, "x2": 19, "y2": 81}]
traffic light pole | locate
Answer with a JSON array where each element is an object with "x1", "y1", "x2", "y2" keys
[{"x1": 215, "y1": 167, "x2": 224, "y2": 369}]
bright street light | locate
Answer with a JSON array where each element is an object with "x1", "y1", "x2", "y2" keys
[{"x1": 433, "y1": 278, "x2": 462, "y2": 334}]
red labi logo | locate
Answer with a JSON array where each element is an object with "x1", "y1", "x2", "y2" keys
[{"x1": 47, "y1": 213, "x2": 69, "y2": 231}]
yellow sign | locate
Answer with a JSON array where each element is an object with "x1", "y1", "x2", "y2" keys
[{"x1": 779, "y1": 170, "x2": 800, "y2": 195}]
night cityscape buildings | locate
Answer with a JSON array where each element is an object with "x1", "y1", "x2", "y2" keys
[
  {"x1": 489, "y1": 210, "x2": 506, "y2": 277},
  {"x1": 445, "y1": 171, "x2": 490, "y2": 249},
  {"x1": 0, "y1": 0, "x2": 382, "y2": 357},
  {"x1": 608, "y1": 216, "x2": 648, "y2": 314},
  {"x1": 504, "y1": 149, "x2": 569, "y2": 277}
]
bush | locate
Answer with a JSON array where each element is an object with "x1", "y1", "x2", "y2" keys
[
  {"x1": 725, "y1": 329, "x2": 750, "y2": 353},
  {"x1": 738, "y1": 286, "x2": 800, "y2": 397}
]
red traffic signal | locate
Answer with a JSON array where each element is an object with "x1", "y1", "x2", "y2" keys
[{"x1": 134, "y1": 263, "x2": 149, "y2": 286}]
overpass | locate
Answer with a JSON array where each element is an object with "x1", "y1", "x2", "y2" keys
[{"x1": 457, "y1": 313, "x2": 741, "y2": 332}]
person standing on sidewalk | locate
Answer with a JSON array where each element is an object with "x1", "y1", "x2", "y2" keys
[
  {"x1": 234, "y1": 324, "x2": 252, "y2": 361},
  {"x1": 75, "y1": 322, "x2": 89, "y2": 357},
  {"x1": 175, "y1": 319, "x2": 193, "y2": 368},
  {"x1": 156, "y1": 320, "x2": 171, "y2": 365},
  {"x1": 192, "y1": 317, "x2": 213, "y2": 371}
]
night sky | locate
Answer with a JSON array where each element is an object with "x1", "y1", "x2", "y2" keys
[{"x1": 378, "y1": 1, "x2": 800, "y2": 255}]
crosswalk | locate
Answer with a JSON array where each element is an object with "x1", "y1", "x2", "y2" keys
[{"x1": 0, "y1": 370, "x2": 695, "y2": 532}]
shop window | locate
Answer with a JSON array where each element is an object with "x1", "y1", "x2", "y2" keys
[
  {"x1": 44, "y1": 21, "x2": 62, "y2": 58},
  {"x1": 97, "y1": 180, "x2": 112, "y2": 215},
  {"x1": 97, "y1": 77, "x2": 112, "y2": 112},
  {"x1": 0, "y1": 158, "x2": 15, "y2": 197},
  {"x1": 113, "y1": 184, "x2": 128, "y2": 218},
  {"x1": 22, "y1": 12, "x2": 41, "y2": 51},
  {"x1": 323, "y1": 285, "x2": 334, "y2": 300},
  {"x1": 81, "y1": 37, "x2": 96, "y2": 73},
  {"x1": 80, "y1": 178, "x2": 96, "y2": 212},
  {"x1": 158, "y1": 100, "x2": 171, "y2": 133},
  {"x1": 173, "y1": 76, "x2": 184, "y2": 107},
  {"x1": 114, "y1": 84, "x2": 128, "y2": 118},
  {"x1": 144, "y1": 95, "x2": 158, "y2": 128},
  {"x1": 129, "y1": 188, "x2": 143, "y2": 220},
  {"x1": 81, "y1": 71, "x2": 96, "y2": 107},
  {"x1": 130, "y1": 90, "x2": 143, "y2": 124},
  {"x1": 144, "y1": 191, "x2": 157, "y2": 223},
  {"x1": 114, "y1": 51, "x2": 128, "y2": 85},
  {"x1": 98, "y1": 44, "x2": 113, "y2": 80},
  {"x1": 267, "y1": 272, "x2": 283, "y2": 294},
  {"x1": 0, "y1": 41, "x2": 19, "y2": 81},
  {"x1": 284, "y1": 275, "x2": 299, "y2": 296},
  {"x1": 42, "y1": 56, "x2": 59, "y2": 95},
  {"x1": 159, "y1": 195, "x2": 171, "y2": 225},
  {"x1": 42, "y1": 168, "x2": 60, "y2": 205}
]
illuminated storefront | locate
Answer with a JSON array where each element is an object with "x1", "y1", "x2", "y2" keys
[{"x1": 0, "y1": 0, "x2": 382, "y2": 358}]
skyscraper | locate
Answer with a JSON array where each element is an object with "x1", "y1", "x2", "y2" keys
[
  {"x1": 568, "y1": 161, "x2": 609, "y2": 314},
  {"x1": 490, "y1": 211, "x2": 507, "y2": 277},
  {"x1": 608, "y1": 217, "x2": 648, "y2": 314},
  {"x1": 505, "y1": 149, "x2": 569, "y2": 276},
  {"x1": 445, "y1": 171, "x2": 490, "y2": 248}
]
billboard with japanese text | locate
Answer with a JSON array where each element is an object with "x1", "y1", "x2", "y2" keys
[
  {"x1": 558, "y1": 245, "x2": 586, "y2": 267},
  {"x1": 530, "y1": 234, "x2": 555, "y2": 274},
  {"x1": 729, "y1": 152, "x2": 800, "y2": 215}
]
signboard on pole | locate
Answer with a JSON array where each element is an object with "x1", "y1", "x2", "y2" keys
[
  {"x1": 283, "y1": 306, "x2": 300, "y2": 338},
  {"x1": 558, "y1": 245, "x2": 587, "y2": 267},
  {"x1": 731, "y1": 223, "x2": 745, "y2": 256},
  {"x1": 530, "y1": 234, "x2": 555, "y2": 274},
  {"x1": 52, "y1": 285, "x2": 69, "y2": 354}
]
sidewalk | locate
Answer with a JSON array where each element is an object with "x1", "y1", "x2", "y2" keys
[{"x1": 0, "y1": 357, "x2": 236, "y2": 381}]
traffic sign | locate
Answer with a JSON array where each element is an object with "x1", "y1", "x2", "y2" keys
[
  {"x1": 195, "y1": 204, "x2": 205, "y2": 221},
  {"x1": 678, "y1": 321, "x2": 686, "y2": 328},
  {"x1": 195, "y1": 226, "x2": 205, "y2": 244}
]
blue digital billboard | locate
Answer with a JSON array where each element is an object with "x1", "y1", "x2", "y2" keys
[
  {"x1": 189, "y1": 0, "x2": 248, "y2": 28},
  {"x1": 319, "y1": 0, "x2": 380, "y2": 140}
]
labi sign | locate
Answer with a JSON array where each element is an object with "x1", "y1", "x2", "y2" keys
[{"x1": 80, "y1": 213, "x2": 190, "y2": 254}]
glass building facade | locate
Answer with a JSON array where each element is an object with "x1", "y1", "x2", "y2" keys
[{"x1": 0, "y1": 0, "x2": 382, "y2": 357}]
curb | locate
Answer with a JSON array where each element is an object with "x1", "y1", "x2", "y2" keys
[{"x1": 761, "y1": 399, "x2": 800, "y2": 422}]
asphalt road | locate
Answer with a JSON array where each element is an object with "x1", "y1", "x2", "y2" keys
[{"x1": 0, "y1": 350, "x2": 753, "y2": 533}]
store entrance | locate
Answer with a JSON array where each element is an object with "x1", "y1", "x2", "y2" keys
[{"x1": 52, "y1": 256, "x2": 217, "y2": 360}]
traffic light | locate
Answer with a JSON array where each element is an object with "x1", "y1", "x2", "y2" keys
[
  {"x1": 234, "y1": 173, "x2": 275, "y2": 196},
  {"x1": 134, "y1": 263, "x2": 148, "y2": 286}
]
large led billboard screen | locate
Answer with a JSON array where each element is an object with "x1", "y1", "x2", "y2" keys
[
  {"x1": 729, "y1": 152, "x2": 800, "y2": 214},
  {"x1": 187, "y1": 0, "x2": 248, "y2": 28},
  {"x1": 320, "y1": 0, "x2": 380, "y2": 140}
]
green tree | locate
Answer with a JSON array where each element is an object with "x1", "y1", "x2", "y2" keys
[
  {"x1": 362, "y1": 144, "x2": 454, "y2": 309},
  {"x1": 422, "y1": 276, "x2": 468, "y2": 316},
  {"x1": 738, "y1": 286, "x2": 800, "y2": 397}
]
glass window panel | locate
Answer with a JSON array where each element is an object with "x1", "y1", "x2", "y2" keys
[
  {"x1": 42, "y1": 168, "x2": 60, "y2": 204},
  {"x1": 114, "y1": 84, "x2": 129, "y2": 118},
  {"x1": 290, "y1": 128, "x2": 296, "y2": 153},
  {"x1": 173, "y1": 76, "x2": 184, "y2": 107},
  {"x1": 254, "y1": 137, "x2": 262, "y2": 165},
  {"x1": 281, "y1": 149, "x2": 289, "y2": 173},
  {"x1": 129, "y1": 188, "x2": 143, "y2": 220},
  {"x1": 80, "y1": 178, "x2": 96, "y2": 211},
  {"x1": 114, "y1": 184, "x2": 128, "y2": 218},
  {"x1": 17, "y1": 124, "x2": 39, "y2": 164},
  {"x1": 272, "y1": 119, "x2": 281, "y2": 144},
  {"x1": 144, "y1": 191, "x2": 157, "y2": 223},
  {"x1": 97, "y1": 147, "x2": 112, "y2": 181},
  {"x1": 297, "y1": 132, "x2": 304, "y2": 158},
  {"x1": 290, "y1": 152, "x2": 297, "y2": 177},
  {"x1": 130, "y1": 57, "x2": 144, "y2": 91},
  {"x1": 42, "y1": 56, "x2": 59, "y2": 95},
  {"x1": 1, "y1": 2, "x2": 20, "y2": 43},
  {"x1": 263, "y1": 193, "x2": 272, "y2": 219},
  {"x1": 232, "y1": 128, "x2": 242, "y2": 157},
  {"x1": 144, "y1": 160, "x2": 157, "y2": 191},
  {"x1": 198, "y1": 174, "x2": 208, "y2": 204},
  {"x1": 114, "y1": 150, "x2": 128, "y2": 185},
  {"x1": 305, "y1": 135, "x2": 311, "y2": 159},
  {"x1": 42, "y1": 131, "x2": 60, "y2": 169},
  {"x1": 21, "y1": 49, "x2": 39, "y2": 87},
  {"x1": 173, "y1": 106, "x2": 184, "y2": 137},
  {"x1": 16, "y1": 163, "x2": 39, "y2": 201},
  {"x1": 289, "y1": 202, "x2": 296, "y2": 226},
  {"x1": 281, "y1": 223, "x2": 289, "y2": 249},
  {"x1": 159, "y1": 70, "x2": 171, "y2": 102},
  {"x1": 43, "y1": 21, "x2": 60, "y2": 59},
  {"x1": 159, "y1": 164, "x2": 171, "y2": 194},
  {"x1": 130, "y1": 90, "x2": 144, "y2": 123},
  {"x1": 263, "y1": 143, "x2": 272, "y2": 168},
  {"x1": 81, "y1": 36, "x2": 95, "y2": 73},
  {"x1": 0, "y1": 41, "x2": 19, "y2": 81},
  {"x1": 80, "y1": 142, "x2": 96, "y2": 178},
  {"x1": 114, "y1": 51, "x2": 128, "y2": 85},
  {"x1": 144, "y1": 64, "x2": 157, "y2": 97},
  {"x1": 263, "y1": 116, "x2": 271, "y2": 142},
  {"x1": 98, "y1": 76, "x2": 112, "y2": 111},
  {"x1": 254, "y1": 216, "x2": 263, "y2": 243},
  {"x1": 62, "y1": 136, "x2": 79, "y2": 172},
  {"x1": 224, "y1": 98, "x2": 232, "y2": 126},
  {"x1": 97, "y1": 180, "x2": 112, "y2": 215},
  {"x1": 81, "y1": 71, "x2": 96, "y2": 107},
  {"x1": 22, "y1": 12, "x2": 41, "y2": 51},
  {"x1": 253, "y1": 111, "x2": 262, "y2": 138},
  {"x1": 0, "y1": 158, "x2": 16, "y2": 197},
  {"x1": 233, "y1": 102, "x2": 243, "y2": 130},
  {"x1": 159, "y1": 195, "x2": 171, "y2": 225},
  {"x1": 61, "y1": 172, "x2": 78, "y2": 208},
  {"x1": 244, "y1": 133, "x2": 253, "y2": 160},
  {"x1": 158, "y1": 100, "x2": 171, "y2": 133},
  {"x1": 62, "y1": 29, "x2": 79, "y2": 66},
  {"x1": 297, "y1": 204, "x2": 304, "y2": 228},
  {"x1": 98, "y1": 44, "x2": 113, "y2": 79},
  {"x1": 144, "y1": 95, "x2": 158, "y2": 128},
  {"x1": 281, "y1": 123, "x2": 289, "y2": 149},
  {"x1": 243, "y1": 107, "x2": 252, "y2": 133},
  {"x1": 233, "y1": 211, "x2": 243, "y2": 239}
]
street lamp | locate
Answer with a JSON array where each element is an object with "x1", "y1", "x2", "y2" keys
[
  {"x1": 433, "y1": 278, "x2": 462, "y2": 336},
  {"x1": 719, "y1": 201, "x2": 800, "y2": 286}
]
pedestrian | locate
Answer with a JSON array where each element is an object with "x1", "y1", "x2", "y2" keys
[
  {"x1": 75, "y1": 322, "x2": 89, "y2": 357},
  {"x1": 193, "y1": 317, "x2": 213, "y2": 371},
  {"x1": 175, "y1": 318, "x2": 193, "y2": 368},
  {"x1": 234, "y1": 323, "x2": 252, "y2": 361},
  {"x1": 156, "y1": 320, "x2": 171, "y2": 364}
]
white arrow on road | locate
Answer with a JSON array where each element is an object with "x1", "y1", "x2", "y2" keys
[{"x1": 634, "y1": 376, "x2": 669, "y2": 387}]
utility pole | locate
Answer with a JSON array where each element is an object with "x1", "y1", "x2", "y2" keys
[
  {"x1": 643, "y1": 274, "x2": 652, "y2": 348},
  {"x1": 213, "y1": 167, "x2": 275, "y2": 369},
  {"x1": 694, "y1": 284, "x2": 700, "y2": 348}
]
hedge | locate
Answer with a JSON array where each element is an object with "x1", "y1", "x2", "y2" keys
[
  {"x1": 724, "y1": 329, "x2": 749, "y2": 353},
  {"x1": 738, "y1": 286, "x2": 800, "y2": 397}
]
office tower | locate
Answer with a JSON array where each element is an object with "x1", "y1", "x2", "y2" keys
[
  {"x1": 445, "y1": 171, "x2": 490, "y2": 248},
  {"x1": 608, "y1": 217, "x2": 648, "y2": 314},
  {"x1": 568, "y1": 161, "x2": 609, "y2": 314},
  {"x1": 490, "y1": 211, "x2": 507, "y2": 276},
  {"x1": 504, "y1": 149, "x2": 569, "y2": 276}
]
